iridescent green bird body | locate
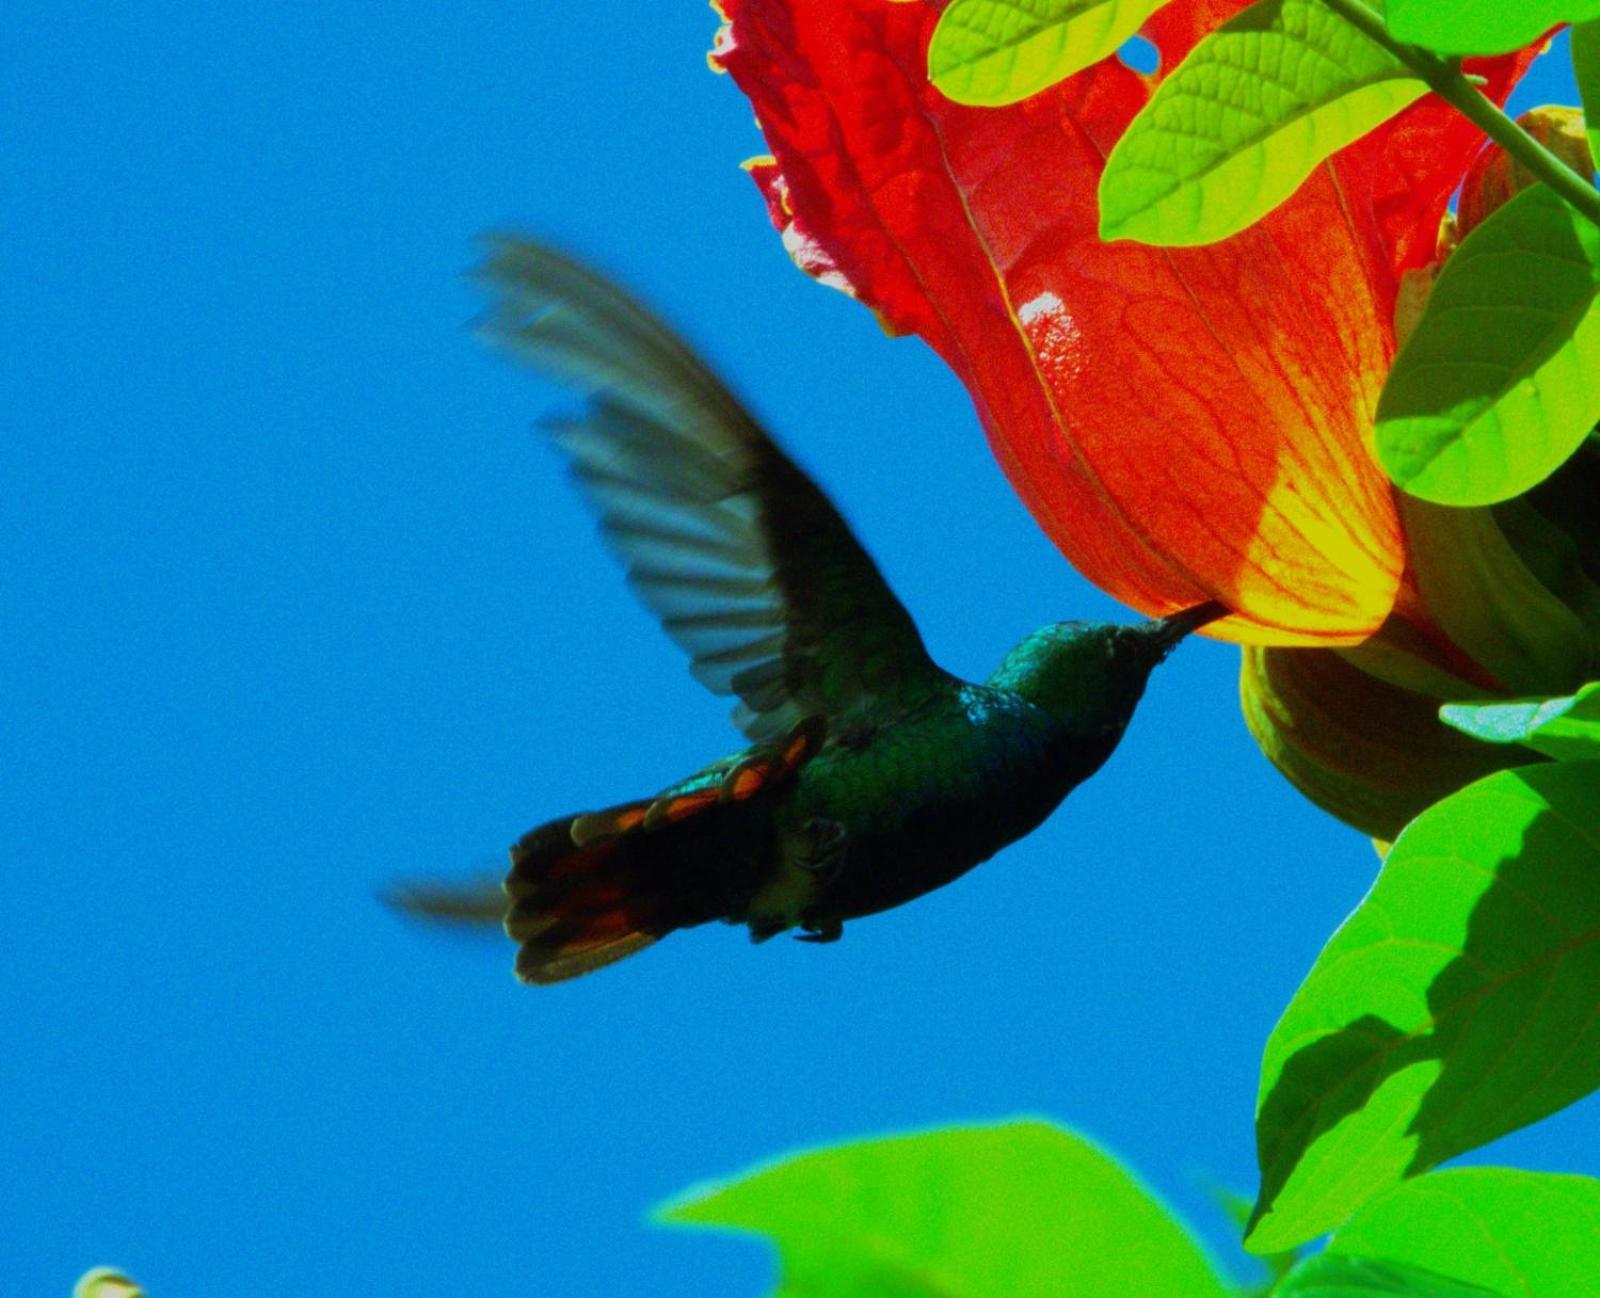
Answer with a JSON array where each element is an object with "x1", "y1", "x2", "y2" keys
[
  {"x1": 779, "y1": 640, "x2": 1164, "y2": 925},
  {"x1": 625, "y1": 635, "x2": 1168, "y2": 942},
  {"x1": 430, "y1": 239, "x2": 1224, "y2": 983}
]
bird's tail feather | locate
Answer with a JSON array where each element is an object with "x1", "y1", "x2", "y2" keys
[
  {"x1": 505, "y1": 722, "x2": 822, "y2": 983},
  {"x1": 504, "y1": 817, "x2": 661, "y2": 983},
  {"x1": 504, "y1": 800, "x2": 742, "y2": 984},
  {"x1": 380, "y1": 840, "x2": 672, "y2": 982}
]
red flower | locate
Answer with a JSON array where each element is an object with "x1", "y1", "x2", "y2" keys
[
  {"x1": 712, "y1": 0, "x2": 1533, "y2": 649},
  {"x1": 711, "y1": 1, "x2": 1589, "y2": 836}
]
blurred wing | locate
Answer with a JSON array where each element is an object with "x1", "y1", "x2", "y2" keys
[{"x1": 476, "y1": 237, "x2": 946, "y2": 740}]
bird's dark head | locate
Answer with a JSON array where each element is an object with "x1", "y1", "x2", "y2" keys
[{"x1": 990, "y1": 602, "x2": 1227, "y2": 732}]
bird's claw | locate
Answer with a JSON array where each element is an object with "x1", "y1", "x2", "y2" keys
[
  {"x1": 796, "y1": 916, "x2": 843, "y2": 943},
  {"x1": 797, "y1": 817, "x2": 848, "y2": 881}
]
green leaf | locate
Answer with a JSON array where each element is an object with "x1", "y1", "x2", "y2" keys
[
  {"x1": 1209, "y1": 1184, "x2": 1301, "y2": 1294},
  {"x1": 1247, "y1": 762, "x2": 1600, "y2": 1253},
  {"x1": 1440, "y1": 681, "x2": 1600, "y2": 760},
  {"x1": 1386, "y1": 0, "x2": 1600, "y2": 56},
  {"x1": 1374, "y1": 185, "x2": 1600, "y2": 506},
  {"x1": 1097, "y1": 0, "x2": 1426, "y2": 245},
  {"x1": 1273, "y1": 1253, "x2": 1506, "y2": 1297},
  {"x1": 929, "y1": 0, "x2": 1170, "y2": 106},
  {"x1": 658, "y1": 1120, "x2": 1231, "y2": 1298},
  {"x1": 1330, "y1": 1168, "x2": 1600, "y2": 1298},
  {"x1": 1572, "y1": 21, "x2": 1600, "y2": 171}
]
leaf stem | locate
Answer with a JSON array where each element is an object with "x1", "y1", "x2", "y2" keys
[{"x1": 1319, "y1": 0, "x2": 1600, "y2": 229}]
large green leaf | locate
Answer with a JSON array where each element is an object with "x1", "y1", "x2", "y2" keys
[
  {"x1": 1098, "y1": 0, "x2": 1425, "y2": 245},
  {"x1": 1572, "y1": 21, "x2": 1600, "y2": 171},
  {"x1": 1246, "y1": 761, "x2": 1600, "y2": 1253},
  {"x1": 929, "y1": 0, "x2": 1170, "y2": 106},
  {"x1": 1329, "y1": 1168, "x2": 1600, "y2": 1297},
  {"x1": 1440, "y1": 681, "x2": 1600, "y2": 760},
  {"x1": 1375, "y1": 185, "x2": 1600, "y2": 506},
  {"x1": 1273, "y1": 1253, "x2": 1505, "y2": 1297},
  {"x1": 659, "y1": 1120, "x2": 1231, "y2": 1298},
  {"x1": 1386, "y1": 0, "x2": 1600, "y2": 56}
]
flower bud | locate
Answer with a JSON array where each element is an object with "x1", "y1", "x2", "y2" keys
[
  {"x1": 1239, "y1": 645, "x2": 1529, "y2": 840},
  {"x1": 1456, "y1": 105, "x2": 1593, "y2": 239}
]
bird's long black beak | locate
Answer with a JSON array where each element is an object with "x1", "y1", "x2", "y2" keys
[{"x1": 1147, "y1": 600, "x2": 1230, "y2": 654}]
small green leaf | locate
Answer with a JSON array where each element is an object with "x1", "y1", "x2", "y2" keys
[
  {"x1": 1387, "y1": 0, "x2": 1600, "y2": 56},
  {"x1": 1330, "y1": 1168, "x2": 1600, "y2": 1298},
  {"x1": 1247, "y1": 762, "x2": 1600, "y2": 1253},
  {"x1": 1440, "y1": 681, "x2": 1600, "y2": 760},
  {"x1": 1375, "y1": 185, "x2": 1600, "y2": 506},
  {"x1": 1097, "y1": 0, "x2": 1425, "y2": 245},
  {"x1": 1572, "y1": 21, "x2": 1600, "y2": 170},
  {"x1": 1274, "y1": 1253, "x2": 1506, "y2": 1297},
  {"x1": 1208, "y1": 1184, "x2": 1301, "y2": 1293},
  {"x1": 659, "y1": 1120, "x2": 1231, "y2": 1298},
  {"x1": 929, "y1": 0, "x2": 1171, "y2": 106}
]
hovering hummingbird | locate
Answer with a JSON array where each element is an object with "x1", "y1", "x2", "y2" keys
[{"x1": 402, "y1": 238, "x2": 1226, "y2": 984}]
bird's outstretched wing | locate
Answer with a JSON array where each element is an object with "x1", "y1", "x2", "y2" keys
[{"x1": 476, "y1": 237, "x2": 948, "y2": 740}]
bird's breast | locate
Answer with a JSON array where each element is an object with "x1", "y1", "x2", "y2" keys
[{"x1": 785, "y1": 688, "x2": 1097, "y2": 922}]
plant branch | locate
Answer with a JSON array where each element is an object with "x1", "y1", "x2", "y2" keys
[{"x1": 1319, "y1": 0, "x2": 1600, "y2": 229}]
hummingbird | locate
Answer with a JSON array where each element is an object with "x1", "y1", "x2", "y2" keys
[{"x1": 402, "y1": 238, "x2": 1226, "y2": 984}]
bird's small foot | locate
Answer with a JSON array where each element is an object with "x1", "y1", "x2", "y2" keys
[
  {"x1": 797, "y1": 817, "x2": 848, "y2": 881},
  {"x1": 796, "y1": 916, "x2": 843, "y2": 943}
]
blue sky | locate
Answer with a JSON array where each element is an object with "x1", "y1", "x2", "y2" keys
[{"x1": 4, "y1": 5, "x2": 1593, "y2": 1293}]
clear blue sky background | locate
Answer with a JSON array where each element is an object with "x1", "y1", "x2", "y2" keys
[{"x1": 5, "y1": 6, "x2": 1593, "y2": 1293}]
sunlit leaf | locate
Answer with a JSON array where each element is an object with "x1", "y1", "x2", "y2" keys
[
  {"x1": 1572, "y1": 21, "x2": 1600, "y2": 169},
  {"x1": 1246, "y1": 761, "x2": 1600, "y2": 1253},
  {"x1": 929, "y1": 0, "x2": 1170, "y2": 106},
  {"x1": 1330, "y1": 1168, "x2": 1600, "y2": 1298},
  {"x1": 1387, "y1": 0, "x2": 1600, "y2": 56},
  {"x1": 1274, "y1": 1253, "x2": 1506, "y2": 1297},
  {"x1": 1098, "y1": 0, "x2": 1426, "y2": 245},
  {"x1": 1375, "y1": 185, "x2": 1600, "y2": 506},
  {"x1": 1440, "y1": 681, "x2": 1600, "y2": 759},
  {"x1": 659, "y1": 1120, "x2": 1230, "y2": 1297}
]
